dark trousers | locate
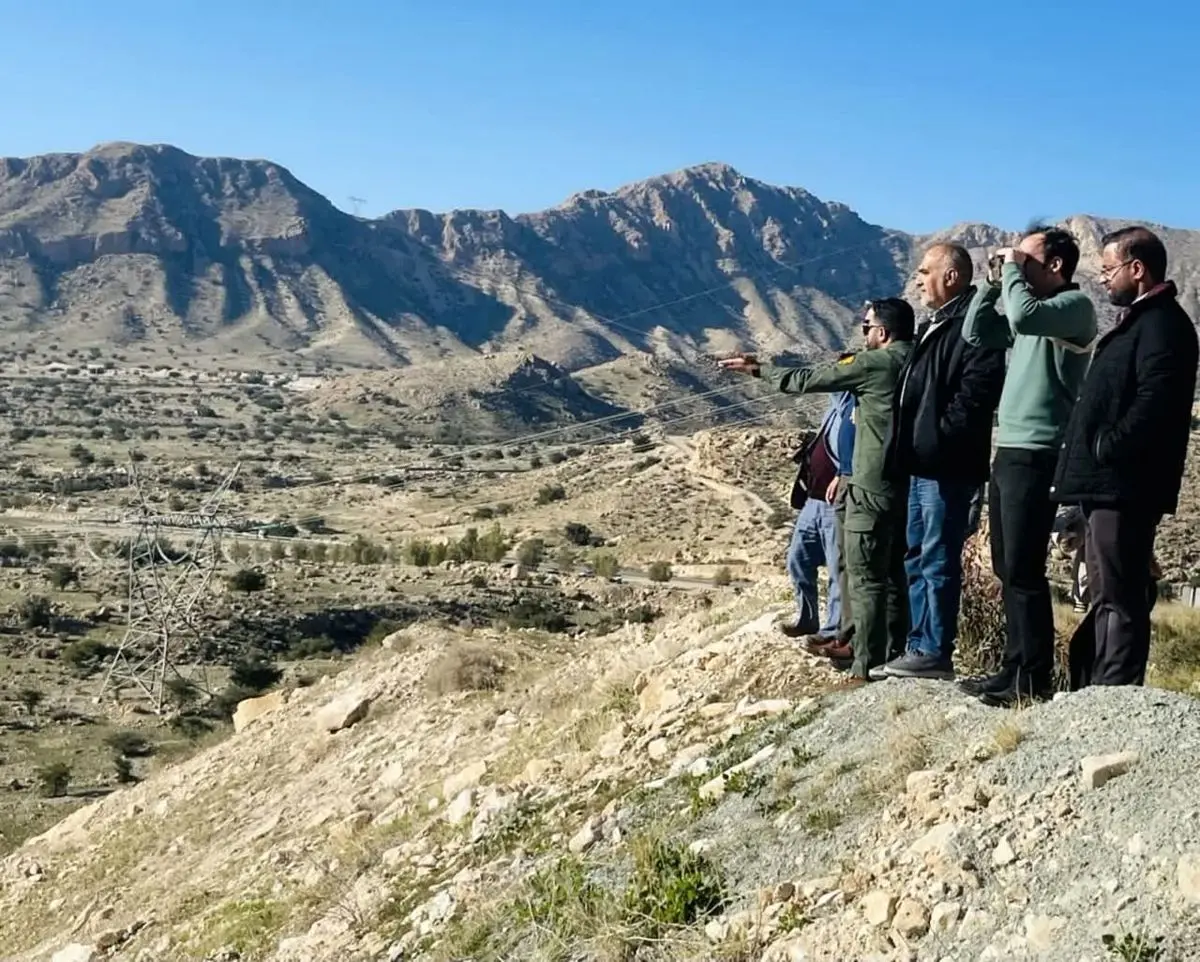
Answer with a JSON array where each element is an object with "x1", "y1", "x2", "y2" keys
[
  {"x1": 844, "y1": 482, "x2": 908, "y2": 677},
  {"x1": 1073, "y1": 506, "x2": 1161, "y2": 686},
  {"x1": 833, "y1": 480, "x2": 854, "y2": 640},
  {"x1": 989, "y1": 448, "x2": 1059, "y2": 691}
]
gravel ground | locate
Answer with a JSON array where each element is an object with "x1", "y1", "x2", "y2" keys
[{"x1": 658, "y1": 679, "x2": 1200, "y2": 961}]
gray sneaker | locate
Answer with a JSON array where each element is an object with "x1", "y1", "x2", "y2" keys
[
  {"x1": 867, "y1": 665, "x2": 893, "y2": 681},
  {"x1": 882, "y1": 652, "x2": 956, "y2": 681}
]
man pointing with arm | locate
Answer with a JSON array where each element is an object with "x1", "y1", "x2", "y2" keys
[{"x1": 721, "y1": 298, "x2": 916, "y2": 684}]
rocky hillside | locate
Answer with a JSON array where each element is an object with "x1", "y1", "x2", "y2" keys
[
  {"x1": 5, "y1": 581, "x2": 1200, "y2": 962},
  {"x1": 6, "y1": 143, "x2": 1200, "y2": 381}
]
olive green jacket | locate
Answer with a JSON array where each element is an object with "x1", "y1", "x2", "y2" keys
[{"x1": 760, "y1": 341, "x2": 912, "y2": 498}]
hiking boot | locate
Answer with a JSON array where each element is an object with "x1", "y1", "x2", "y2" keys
[
  {"x1": 779, "y1": 618, "x2": 820, "y2": 639},
  {"x1": 803, "y1": 636, "x2": 842, "y2": 656},
  {"x1": 822, "y1": 642, "x2": 854, "y2": 661},
  {"x1": 882, "y1": 651, "x2": 956, "y2": 681},
  {"x1": 957, "y1": 670, "x2": 1012, "y2": 697}
]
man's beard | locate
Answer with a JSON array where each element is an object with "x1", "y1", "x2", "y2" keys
[{"x1": 1108, "y1": 287, "x2": 1136, "y2": 308}]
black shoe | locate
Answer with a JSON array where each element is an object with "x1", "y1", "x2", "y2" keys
[
  {"x1": 978, "y1": 684, "x2": 1054, "y2": 709},
  {"x1": 957, "y1": 671, "x2": 1012, "y2": 697},
  {"x1": 780, "y1": 619, "x2": 820, "y2": 639}
]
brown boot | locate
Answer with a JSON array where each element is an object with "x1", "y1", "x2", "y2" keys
[
  {"x1": 822, "y1": 642, "x2": 854, "y2": 661},
  {"x1": 803, "y1": 636, "x2": 842, "y2": 656}
]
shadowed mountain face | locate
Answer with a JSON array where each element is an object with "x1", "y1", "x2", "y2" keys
[{"x1": 2, "y1": 143, "x2": 1199, "y2": 377}]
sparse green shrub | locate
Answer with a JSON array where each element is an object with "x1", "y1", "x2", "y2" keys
[
  {"x1": 621, "y1": 836, "x2": 726, "y2": 944},
  {"x1": 47, "y1": 564, "x2": 79, "y2": 589},
  {"x1": 229, "y1": 658, "x2": 282, "y2": 694},
  {"x1": 503, "y1": 599, "x2": 569, "y2": 633},
  {"x1": 712, "y1": 566, "x2": 733, "y2": 587},
  {"x1": 62, "y1": 637, "x2": 114, "y2": 676},
  {"x1": 164, "y1": 676, "x2": 200, "y2": 710},
  {"x1": 19, "y1": 595, "x2": 53, "y2": 630},
  {"x1": 592, "y1": 552, "x2": 620, "y2": 578},
  {"x1": 36, "y1": 761, "x2": 72, "y2": 798},
  {"x1": 17, "y1": 687, "x2": 43, "y2": 715},
  {"x1": 564, "y1": 522, "x2": 595, "y2": 546},
  {"x1": 106, "y1": 730, "x2": 154, "y2": 758},
  {"x1": 517, "y1": 539, "x2": 546, "y2": 567},
  {"x1": 647, "y1": 561, "x2": 673, "y2": 583},
  {"x1": 228, "y1": 568, "x2": 267, "y2": 593},
  {"x1": 405, "y1": 539, "x2": 433, "y2": 567},
  {"x1": 427, "y1": 642, "x2": 506, "y2": 694},
  {"x1": 535, "y1": 484, "x2": 566, "y2": 505},
  {"x1": 286, "y1": 635, "x2": 337, "y2": 660}
]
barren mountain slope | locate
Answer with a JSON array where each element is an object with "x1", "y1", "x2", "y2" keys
[
  {"x1": 6, "y1": 589, "x2": 1200, "y2": 962},
  {"x1": 7, "y1": 144, "x2": 1200, "y2": 384}
]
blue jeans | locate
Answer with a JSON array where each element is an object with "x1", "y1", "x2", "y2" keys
[
  {"x1": 905, "y1": 477, "x2": 975, "y2": 660},
  {"x1": 786, "y1": 499, "x2": 841, "y2": 633}
]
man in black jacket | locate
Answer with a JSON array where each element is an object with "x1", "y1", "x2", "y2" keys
[
  {"x1": 882, "y1": 243, "x2": 1007, "y2": 680},
  {"x1": 1052, "y1": 226, "x2": 1199, "y2": 687}
]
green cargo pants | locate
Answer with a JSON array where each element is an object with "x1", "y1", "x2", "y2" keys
[
  {"x1": 832, "y1": 480, "x2": 853, "y2": 640},
  {"x1": 842, "y1": 481, "x2": 908, "y2": 678}
]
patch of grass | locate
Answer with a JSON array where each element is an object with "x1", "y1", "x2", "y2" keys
[
  {"x1": 801, "y1": 806, "x2": 844, "y2": 835},
  {"x1": 427, "y1": 642, "x2": 506, "y2": 695},
  {"x1": 992, "y1": 717, "x2": 1025, "y2": 755},
  {"x1": 191, "y1": 897, "x2": 288, "y2": 957},
  {"x1": 1146, "y1": 604, "x2": 1200, "y2": 695}
]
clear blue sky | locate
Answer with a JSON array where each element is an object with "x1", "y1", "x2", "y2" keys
[{"x1": 4, "y1": 0, "x2": 1197, "y2": 233}]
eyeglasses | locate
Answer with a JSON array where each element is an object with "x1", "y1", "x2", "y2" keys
[
  {"x1": 861, "y1": 323, "x2": 884, "y2": 336},
  {"x1": 1100, "y1": 259, "x2": 1133, "y2": 280}
]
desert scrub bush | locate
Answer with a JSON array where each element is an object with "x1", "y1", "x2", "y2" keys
[
  {"x1": 36, "y1": 761, "x2": 72, "y2": 798},
  {"x1": 105, "y1": 730, "x2": 154, "y2": 758},
  {"x1": 227, "y1": 568, "x2": 267, "y2": 592},
  {"x1": 517, "y1": 538, "x2": 546, "y2": 567},
  {"x1": 62, "y1": 637, "x2": 115, "y2": 676},
  {"x1": 712, "y1": 565, "x2": 733, "y2": 587},
  {"x1": 230, "y1": 657, "x2": 283, "y2": 694},
  {"x1": 564, "y1": 522, "x2": 597, "y2": 546},
  {"x1": 427, "y1": 643, "x2": 506, "y2": 694},
  {"x1": 621, "y1": 835, "x2": 726, "y2": 944},
  {"x1": 956, "y1": 518, "x2": 1005, "y2": 677},
  {"x1": 592, "y1": 551, "x2": 620, "y2": 578},
  {"x1": 19, "y1": 595, "x2": 53, "y2": 629},
  {"x1": 46, "y1": 563, "x2": 80, "y2": 589},
  {"x1": 647, "y1": 560, "x2": 673, "y2": 583},
  {"x1": 535, "y1": 483, "x2": 566, "y2": 505}
]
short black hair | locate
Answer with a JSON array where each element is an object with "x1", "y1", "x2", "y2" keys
[
  {"x1": 867, "y1": 297, "x2": 915, "y2": 342},
  {"x1": 1101, "y1": 226, "x2": 1168, "y2": 283},
  {"x1": 1024, "y1": 225, "x2": 1081, "y2": 281}
]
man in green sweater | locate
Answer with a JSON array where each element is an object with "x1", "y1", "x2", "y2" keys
[
  {"x1": 721, "y1": 298, "x2": 915, "y2": 684},
  {"x1": 959, "y1": 226, "x2": 1097, "y2": 705}
]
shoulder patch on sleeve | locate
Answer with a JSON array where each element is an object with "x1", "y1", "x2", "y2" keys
[{"x1": 837, "y1": 353, "x2": 857, "y2": 365}]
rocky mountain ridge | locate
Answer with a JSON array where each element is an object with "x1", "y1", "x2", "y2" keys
[{"x1": 6, "y1": 143, "x2": 1200, "y2": 381}]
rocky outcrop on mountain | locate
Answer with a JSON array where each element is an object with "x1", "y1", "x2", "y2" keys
[{"x1": 7, "y1": 143, "x2": 1199, "y2": 381}]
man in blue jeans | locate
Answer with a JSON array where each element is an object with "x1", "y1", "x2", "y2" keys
[
  {"x1": 881, "y1": 243, "x2": 1006, "y2": 679},
  {"x1": 782, "y1": 391, "x2": 855, "y2": 639}
]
